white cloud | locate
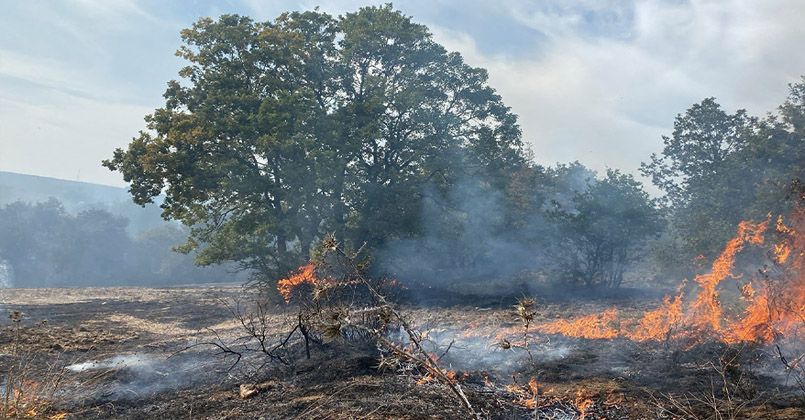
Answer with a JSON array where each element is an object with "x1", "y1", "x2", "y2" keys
[
  {"x1": 0, "y1": 49, "x2": 96, "y2": 96},
  {"x1": 431, "y1": 0, "x2": 805, "y2": 178},
  {"x1": 0, "y1": 0, "x2": 802, "y2": 187},
  {"x1": 69, "y1": 0, "x2": 158, "y2": 21}
]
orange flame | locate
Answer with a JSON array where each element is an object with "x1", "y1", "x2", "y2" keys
[
  {"x1": 415, "y1": 369, "x2": 462, "y2": 386},
  {"x1": 725, "y1": 209, "x2": 804, "y2": 343},
  {"x1": 416, "y1": 373, "x2": 435, "y2": 385},
  {"x1": 531, "y1": 211, "x2": 803, "y2": 346},
  {"x1": 1, "y1": 378, "x2": 61, "y2": 419},
  {"x1": 688, "y1": 219, "x2": 768, "y2": 334},
  {"x1": 509, "y1": 378, "x2": 539, "y2": 409},
  {"x1": 725, "y1": 284, "x2": 775, "y2": 343},
  {"x1": 629, "y1": 291, "x2": 684, "y2": 342},
  {"x1": 538, "y1": 309, "x2": 620, "y2": 340},
  {"x1": 774, "y1": 215, "x2": 795, "y2": 264},
  {"x1": 482, "y1": 372, "x2": 494, "y2": 388},
  {"x1": 574, "y1": 389, "x2": 594, "y2": 419},
  {"x1": 276, "y1": 263, "x2": 317, "y2": 303}
]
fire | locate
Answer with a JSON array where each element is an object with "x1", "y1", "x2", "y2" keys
[
  {"x1": 442, "y1": 370, "x2": 458, "y2": 384},
  {"x1": 276, "y1": 263, "x2": 317, "y2": 303},
  {"x1": 0, "y1": 378, "x2": 64, "y2": 419},
  {"x1": 726, "y1": 284, "x2": 776, "y2": 343},
  {"x1": 416, "y1": 373, "x2": 435, "y2": 385},
  {"x1": 530, "y1": 210, "x2": 803, "y2": 347},
  {"x1": 482, "y1": 372, "x2": 494, "y2": 388},
  {"x1": 508, "y1": 378, "x2": 539, "y2": 409},
  {"x1": 538, "y1": 309, "x2": 620, "y2": 340},
  {"x1": 416, "y1": 369, "x2": 462, "y2": 386},
  {"x1": 774, "y1": 215, "x2": 795, "y2": 264},
  {"x1": 276, "y1": 262, "x2": 397, "y2": 303},
  {"x1": 725, "y1": 209, "x2": 804, "y2": 343},
  {"x1": 629, "y1": 290, "x2": 684, "y2": 342},
  {"x1": 688, "y1": 219, "x2": 768, "y2": 334},
  {"x1": 574, "y1": 389, "x2": 594, "y2": 419}
]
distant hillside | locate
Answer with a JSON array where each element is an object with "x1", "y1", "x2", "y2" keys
[
  {"x1": 0, "y1": 171, "x2": 245, "y2": 287},
  {"x1": 0, "y1": 171, "x2": 165, "y2": 232},
  {"x1": 0, "y1": 171, "x2": 129, "y2": 206}
]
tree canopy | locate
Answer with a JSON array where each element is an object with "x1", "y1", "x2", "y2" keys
[
  {"x1": 551, "y1": 170, "x2": 663, "y2": 288},
  {"x1": 105, "y1": 5, "x2": 526, "y2": 280},
  {"x1": 641, "y1": 78, "x2": 805, "y2": 262},
  {"x1": 105, "y1": 5, "x2": 800, "y2": 291},
  {"x1": 0, "y1": 198, "x2": 236, "y2": 287}
]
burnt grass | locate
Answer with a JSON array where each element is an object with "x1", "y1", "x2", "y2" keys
[{"x1": 0, "y1": 286, "x2": 803, "y2": 419}]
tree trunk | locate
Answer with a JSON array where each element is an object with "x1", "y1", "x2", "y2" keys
[
  {"x1": 276, "y1": 232, "x2": 288, "y2": 273},
  {"x1": 332, "y1": 161, "x2": 348, "y2": 241}
]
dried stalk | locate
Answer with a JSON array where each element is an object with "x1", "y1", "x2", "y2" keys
[{"x1": 324, "y1": 239, "x2": 479, "y2": 418}]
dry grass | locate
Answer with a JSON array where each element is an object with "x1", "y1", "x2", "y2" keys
[
  {"x1": 1, "y1": 311, "x2": 67, "y2": 419},
  {"x1": 1, "y1": 358, "x2": 66, "y2": 419}
]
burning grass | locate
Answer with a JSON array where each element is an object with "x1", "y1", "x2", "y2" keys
[
  {"x1": 276, "y1": 263, "x2": 317, "y2": 303},
  {"x1": 0, "y1": 312, "x2": 68, "y2": 419},
  {"x1": 529, "y1": 212, "x2": 804, "y2": 349},
  {"x1": 0, "y1": 286, "x2": 803, "y2": 418},
  {"x1": 1, "y1": 361, "x2": 66, "y2": 419}
]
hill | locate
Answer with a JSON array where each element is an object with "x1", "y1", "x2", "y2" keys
[{"x1": 0, "y1": 171, "x2": 165, "y2": 232}]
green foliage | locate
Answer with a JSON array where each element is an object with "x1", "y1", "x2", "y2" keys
[
  {"x1": 0, "y1": 199, "x2": 75, "y2": 285},
  {"x1": 375, "y1": 161, "x2": 661, "y2": 289},
  {"x1": 551, "y1": 170, "x2": 663, "y2": 288},
  {"x1": 642, "y1": 98, "x2": 754, "y2": 205},
  {"x1": 641, "y1": 78, "x2": 804, "y2": 268},
  {"x1": 105, "y1": 5, "x2": 525, "y2": 281},
  {"x1": 101, "y1": 3, "x2": 801, "y2": 291}
]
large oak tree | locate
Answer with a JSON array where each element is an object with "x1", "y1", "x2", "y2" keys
[{"x1": 105, "y1": 6, "x2": 526, "y2": 280}]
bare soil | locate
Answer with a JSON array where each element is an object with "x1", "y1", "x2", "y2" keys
[{"x1": 0, "y1": 286, "x2": 802, "y2": 419}]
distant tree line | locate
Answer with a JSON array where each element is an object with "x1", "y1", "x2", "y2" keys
[
  {"x1": 104, "y1": 5, "x2": 802, "y2": 290},
  {"x1": 0, "y1": 198, "x2": 240, "y2": 287}
]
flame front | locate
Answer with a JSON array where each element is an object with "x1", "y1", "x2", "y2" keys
[
  {"x1": 508, "y1": 378, "x2": 539, "y2": 409},
  {"x1": 539, "y1": 309, "x2": 620, "y2": 340},
  {"x1": 534, "y1": 210, "x2": 803, "y2": 346},
  {"x1": 629, "y1": 291, "x2": 684, "y2": 342},
  {"x1": 688, "y1": 219, "x2": 768, "y2": 334}
]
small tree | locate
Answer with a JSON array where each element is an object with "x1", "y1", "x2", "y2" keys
[{"x1": 552, "y1": 170, "x2": 663, "y2": 288}]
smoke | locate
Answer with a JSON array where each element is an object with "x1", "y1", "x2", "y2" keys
[
  {"x1": 0, "y1": 259, "x2": 12, "y2": 288},
  {"x1": 374, "y1": 163, "x2": 596, "y2": 296},
  {"x1": 0, "y1": 198, "x2": 246, "y2": 288},
  {"x1": 415, "y1": 328, "x2": 572, "y2": 374},
  {"x1": 377, "y1": 178, "x2": 534, "y2": 289},
  {"x1": 62, "y1": 350, "x2": 233, "y2": 402},
  {"x1": 66, "y1": 354, "x2": 159, "y2": 373}
]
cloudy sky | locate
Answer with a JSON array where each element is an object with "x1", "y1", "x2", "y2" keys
[{"x1": 1, "y1": 0, "x2": 803, "y2": 187}]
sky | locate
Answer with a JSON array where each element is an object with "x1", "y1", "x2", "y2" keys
[{"x1": 0, "y1": 0, "x2": 803, "y2": 187}]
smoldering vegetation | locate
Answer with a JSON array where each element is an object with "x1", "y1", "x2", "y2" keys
[
  {"x1": 373, "y1": 163, "x2": 661, "y2": 298},
  {"x1": 63, "y1": 352, "x2": 217, "y2": 402}
]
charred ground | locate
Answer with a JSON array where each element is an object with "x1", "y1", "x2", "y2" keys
[{"x1": 0, "y1": 286, "x2": 802, "y2": 419}]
